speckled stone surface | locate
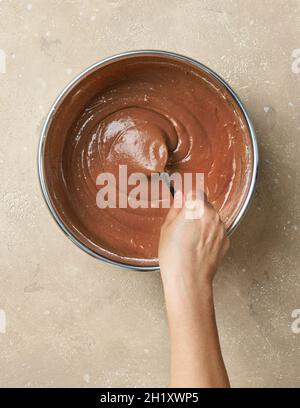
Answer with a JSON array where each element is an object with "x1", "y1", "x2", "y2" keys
[{"x1": 0, "y1": 0, "x2": 300, "y2": 388}]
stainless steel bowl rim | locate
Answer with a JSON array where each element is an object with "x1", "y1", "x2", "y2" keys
[{"x1": 38, "y1": 49, "x2": 259, "y2": 272}]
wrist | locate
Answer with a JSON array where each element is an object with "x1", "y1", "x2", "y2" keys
[{"x1": 161, "y1": 265, "x2": 214, "y2": 299}]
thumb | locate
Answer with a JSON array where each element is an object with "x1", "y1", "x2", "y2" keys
[{"x1": 164, "y1": 190, "x2": 184, "y2": 225}]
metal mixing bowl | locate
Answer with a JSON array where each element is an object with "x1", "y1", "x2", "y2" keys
[{"x1": 38, "y1": 50, "x2": 259, "y2": 271}]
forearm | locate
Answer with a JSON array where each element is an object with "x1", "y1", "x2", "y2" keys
[{"x1": 164, "y1": 280, "x2": 230, "y2": 388}]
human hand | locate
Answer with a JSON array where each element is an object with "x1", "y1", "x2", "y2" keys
[{"x1": 159, "y1": 190, "x2": 230, "y2": 305}]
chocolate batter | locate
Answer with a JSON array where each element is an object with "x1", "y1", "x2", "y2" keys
[{"x1": 43, "y1": 55, "x2": 253, "y2": 266}]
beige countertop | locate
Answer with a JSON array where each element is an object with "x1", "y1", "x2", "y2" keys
[{"x1": 0, "y1": 0, "x2": 300, "y2": 387}]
